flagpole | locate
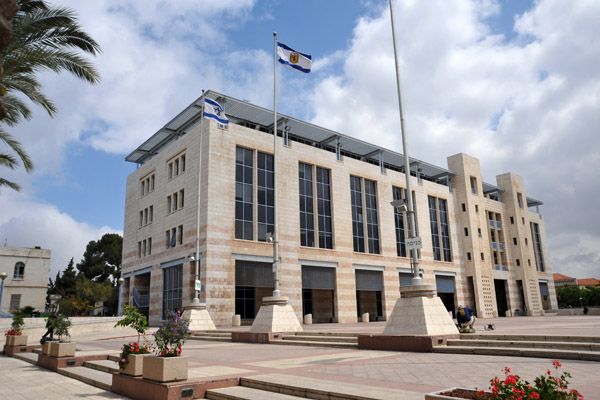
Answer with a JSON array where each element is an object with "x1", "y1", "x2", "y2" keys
[
  {"x1": 389, "y1": 0, "x2": 421, "y2": 286},
  {"x1": 193, "y1": 90, "x2": 206, "y2": 303},
  {"x1": 272, "y1": 32, "x2": 280, "y2": 297}
]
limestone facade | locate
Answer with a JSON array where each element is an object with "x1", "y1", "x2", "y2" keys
[
  {"x1": 121, "y1": 94, "x2": 557, "y2": 326},
  {"x1": 0, "y1": 246, "x2": 51, "y2": 314}
]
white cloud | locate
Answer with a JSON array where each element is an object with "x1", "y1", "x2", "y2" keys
[
  {"x1": 0, "y1": 191, "x2": 120, "y2": 279},
  {"x1": 308, "y1": 0, "x2": 600, "y2": 278}
]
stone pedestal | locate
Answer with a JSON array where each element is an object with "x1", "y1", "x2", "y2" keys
[
  {"x1": 232, "y1": 314, "x2": 241, "y2": 326},
  {"x1": 49, "y1": 342, "x2": 76, "y2": 358},
  {"x1": 383, "y1": 285, "x2": 459, "y2": 336},
  {"x1": 6, "y1": 335, "x2": 27, "y2": 347},
  {"x1": 249, "y1": 296, "x2": 302, "y2": 333},
  {"x1": 121, "y1": 353, "x2": 146, "y2": 376},
  {"x1": 143, "y1": 355, "x2": 188, "y2": 382},
  {"x1": 182, "y1": 303, "x2": 216, "y2": 331}
]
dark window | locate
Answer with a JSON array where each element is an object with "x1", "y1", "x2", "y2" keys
[
  {"x1": 235, "y1": 147, "x2": 254, "y2": 240},
  {"x1": 316, "y1": 167, "x2": 333, "y2": 249},
  {"x1": 461, "y1": 203, "x2": 466, "y2": 212},
  {"x1": 350, "y1": 176, "x2": 365, "y2": 253},
  {"x1": 516, "y1": 259, "x2": 521, "y2": 267},
  {"x1": 510, "y1": 216, "x2": 514, "y2": 224},
  {"x1": 235, "y1": 286, "x2": 255, "y2": 319},
  {"x1": 464, "y1": 227, "x2": 469, "y2": 236},
  {"x1": 299, "y1": 162, "x2": 315, "y2": 247},
  {"x1": 364, "y1": 179, "x2": 380, "y2": 254},
  {"x1": 162, "y1": 264, "x2": 182, "y2": 319},
  {"x1": 13, "y1": 262, "x2": 25, "y2": 279},
  {"x1": 429, "y1": 196, "x2": 452, "y2": 261},
  {"x1": 438, "y1": 198, "x2": 451, "y2": 261},
  {"x1": 393, "y1": 187, "x2": 406, "y2": 257},
  {"x1": 531, "y1": 222, "x2": 545, "y2": 272},
  {"x1": 429, "y1": 196, "x2": 441, "y2": 261},
  {"x1": 481, "y1": 253, "x2": 485, "y2": 261},
  {"x1": 513, "y1": 237, "x2": 517, "y2": 245},
  {"x1": 475, "y1": 204, "x2": 479, "y2": 213},
  {"x1": 257, "y1": 152, "x2": 274, "y2": 242},
  {"x1": 467, "y1": 252, "x2": 472, "y2": 261}
]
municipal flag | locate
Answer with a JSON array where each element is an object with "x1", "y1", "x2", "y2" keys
[
  {"x1": 277, "y1": 42, "x2": 311, "y2": 73},
  {"x1": 204, "y1": 98, "x2": 229, "y2": 124}
]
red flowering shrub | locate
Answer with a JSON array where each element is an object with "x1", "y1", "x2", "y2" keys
[
  {"x1": 5, "y1": 329, "x2": 23, "y2": 336},
  {"x1": 476, "y1": 361, "x2": 583, "y2": 400},
  {"x1": 117, "y1": 341, "x2": 152, "y2": 370}
]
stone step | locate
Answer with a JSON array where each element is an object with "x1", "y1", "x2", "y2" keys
[
  {"x1": 239, "y1": 374, "x2": 424, "y2": 400},
  {"x1": 291, "y1": 331, "x2": 359, "y2": 338},
  {"x1": 84, "y1": 358, "x2": 120, "y2": 374},
  {"x1": 13, "y1": 352, "x2": 38, "y2": 365},
  {"x1": 57, "y1": 365, "x2": 113, "y2": 391},
  {"x1": 207, "y1": 386, "x2": 306, "y2": 400},
  {"x1": 433, "y1": 345, "x2": 600, "y2": 361},
  {"x1": 461, "y1": 334, "x2": 600, "y2": 343},
  {"x1": 449, "y1": 339, "x2": 600, "y2": 352},
  {"x1": 189, "y1": 335, "x2": 232, "y2": 342},
  {"x1": 194, "y1": 332, "x2": 232, "y2": 337},
  {"x1": 282, "y1": 335, "x2": 358, "y2": 343},
  {"x1": 269, "y1": 339, "x2": 358, "y2": 349}
]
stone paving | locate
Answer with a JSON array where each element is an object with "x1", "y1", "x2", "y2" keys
[{"x1": 1, "y1": 315, "x2": 599, "y2": 399}]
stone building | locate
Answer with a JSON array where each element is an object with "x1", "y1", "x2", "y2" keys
[
  {"x1": 0, "y1": 246, "x2": 51, "y2": 314},
  {"x1": 121, "y1": 91, "x2": 557, "y2": 326}
]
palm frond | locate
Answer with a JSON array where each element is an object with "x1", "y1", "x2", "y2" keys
[
  {"x1": 0, "y1": 128, "x2": 34, "y2": 172},
  {"x1": 0, "y1": 177, "x2": 22, "y2": 192}
]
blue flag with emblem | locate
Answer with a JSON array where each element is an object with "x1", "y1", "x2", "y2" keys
[
  {"x1": 277, "y1": 42, "x2": 311, "y2": 73},
  {"x1": 204, "y1": 98, "x2": 228, "y2": 124}
]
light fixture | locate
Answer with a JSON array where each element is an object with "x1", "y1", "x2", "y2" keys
[
  {"x1": 189, "y1": 253, "x2": 196, "y2": 262},
  {"x1": 118, "y1": 277, "x2": 124, "y2": 285},
  {"x1": 390, "y1": 199, "x2": 408, "y2": 213},
  {"x1": 0, "y1": 272, "x2": 7, "y2": 281},
  {"x1": 265, "y1": 232, "x2": 275, "y2": 243}
]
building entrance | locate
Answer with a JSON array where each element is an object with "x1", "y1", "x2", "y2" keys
[
  {"x1": 234, "y1": 260, "x2": 273, "y2": 323},
  {"x1": 494, "y1": 279, "x2": 508, "y2": 317},
  {"x1": 355, "y1": 269, "x2": 383, "y2": 321},
  {"x1": 301, "y1": 266, "x2": 336, "y2": 323},
  {"x1": 435, "y1": 275, "x2": 456, "y2": 317}
]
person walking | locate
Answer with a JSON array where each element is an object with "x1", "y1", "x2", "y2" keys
[{"x1": 41, "y1": 311, "x2": 57, "y2": 342}]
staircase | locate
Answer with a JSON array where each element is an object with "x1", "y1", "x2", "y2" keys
[
  {"x1": 434, "y1": 334, "x2": 600, "y2": 361},
  {"x1": 272, "y1": 332, "x2": 358, "y2": 349},
  {"x1": 190, "y1": 331, "x2": 233, "y2": 342}
]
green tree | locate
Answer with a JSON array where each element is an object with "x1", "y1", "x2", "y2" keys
[
  {"x1": 77, "y1": 233, "x2": 122, "y2": 283},
  {"x1": 115, "y1": 305, "x2": 148, "y2": 342},
  {"x1": 0, "y1": 0, "x2": 101, "y2": 192}
]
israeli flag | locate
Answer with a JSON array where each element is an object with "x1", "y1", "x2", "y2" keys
[
  {"x1": 277, "y1": 42, "x2": 311, "y2": 73},
  {"x1": 204, "y1": 98, "x2": 228, "y2": 124}
]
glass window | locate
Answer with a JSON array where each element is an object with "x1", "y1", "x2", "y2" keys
[
  {"x1": 162, "y1": 264, "x2": 183, "y2": 319},
  {"x1": 393, "y1": 187, "x2": 406, "y2": 257},
  {"x1": 316, "y1": 167, "x2": 333, "y2": 249},
  {"x1": 9, "y1": 294, "x2": 21, "y2": 311},
  {"x1": 235, "y1": 147, "x2": 254, "y2": 240},
  {"x1": 438, "y1": 198, "x2": 451, "y2": 261},
  {"x1": 350, "y1": 176, "x2": 365, "y2": 253},
  {"x1": 428, "y1": 196, "x2": 452, "y2": 262},
  {"x1": 13, "y1": 262, "x2": 25, "y2": 279},
  {"x1": 429, "y1": 196, "x2": 441, "y2": 261},
  {"x1": 298, "y1": 162, "x2": 315, "y2": 247},
  {"x1": 257, "y1": 152, "x2": 274, "y2": 242},
  {"x1": 364, "y1": 179, "x2": 380, "y2": 254},
  {"x1": 531, "y1": 222, "x2": 545, "y2": 272}
]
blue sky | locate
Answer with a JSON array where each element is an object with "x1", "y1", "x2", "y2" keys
[{"x1": 1, "y1": 0, "x2": 599, "y2": 281}]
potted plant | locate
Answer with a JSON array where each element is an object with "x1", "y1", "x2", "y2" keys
[
  {"x1": 142, "y1": 311, "x2": 191, "y2": 382},
  {"x1": 114, "y1": 305, "x2": 150, "y2": 376},
  {"x1": 426, "y1": 361, "x2": 583, "y2": 399},
  {"x1": 48, "y1": 314, "x2": 75, "y2": 357},
  {"x1": 5, "y1": 313, "x2": 27, "y2": 347}
]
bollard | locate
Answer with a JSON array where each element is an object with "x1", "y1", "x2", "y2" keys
[
  {"x1": 232, "y1": 314, "x2": 241, "y2": 327},
  {"x1": 362, "y1": 312, "x2": 370, "y2": 323},
  {"x1": 304, "y1": 314, "x2": 312, "y2": 325}
]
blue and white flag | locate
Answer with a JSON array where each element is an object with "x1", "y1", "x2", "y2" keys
[
  {"x1": 277, "y1": 42, "x2": 311, "y2": 73},
  {"x1": 204, "y1": 98, "x2": 228, "y2": 124}
]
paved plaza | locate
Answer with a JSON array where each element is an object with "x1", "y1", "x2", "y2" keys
[{"x1": 1, "y1": 315, "x2": 599, "y2": 399}]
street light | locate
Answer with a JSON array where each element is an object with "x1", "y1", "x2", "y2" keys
[
  {"x1": 49, "y1": 294, "x2": 62, "y2": 313},
  {"x1": 579, "y1": 297, "x2": 583, "y2": 308},
  {"x1": 265, "y1": 232, "x2": 280, "y2": 297},
  {"x1": 117, "y1": 277, "x2": 125, "y2": 316},
  {"x1": 0, "y1": 272, "x2": 7, "y2": 314}
]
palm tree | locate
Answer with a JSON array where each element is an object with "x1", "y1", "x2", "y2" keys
[{"x1": 0, "y1": 0, "x2": 101, "y2": 191}]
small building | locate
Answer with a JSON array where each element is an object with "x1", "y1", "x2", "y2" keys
[
  {"x1": 577, "y1": 278, "x2": 600, "y2": 288},
  {"x1": 553, "y1": 273, "x2": 578, "y2": 287},
  {"x1": 0, "y1": 246, "x2": 51, "y2": 315},
  {"x1": 121, "y1": 91, "x2": 557, "y2": 326}
]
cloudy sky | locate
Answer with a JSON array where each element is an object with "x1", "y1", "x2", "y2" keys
[{"x1": 1, "y1": 0, "x2": 598, "y2": 281}]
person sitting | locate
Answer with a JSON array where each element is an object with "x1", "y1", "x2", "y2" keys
[{"x1": 457, "y1": 305, "x2": 476, "y2": 329}]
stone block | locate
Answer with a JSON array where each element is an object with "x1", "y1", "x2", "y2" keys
[
  {"x1": 120, "y1": 353, "x2": 146, "y2": 377},
  {"x1": 6, "y1": 335, "x2": 27, "y2": 347},
  {"x1": 143, "y1": 355, "x2": 188, "y2": 382},
  {"x1": 49, "y1": 342, "x2": 76, "y2": 358}
]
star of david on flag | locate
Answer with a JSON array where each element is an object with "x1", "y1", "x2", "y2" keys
[
  {"x1": 204, "y1": 98, "x2": 228, "y2": 124},
  {"x1": 277, "y1": 42, "x2": 311, "y2": 73}
]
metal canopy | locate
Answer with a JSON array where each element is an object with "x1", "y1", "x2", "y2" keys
[{"x1": 124, "y1": 90, "x2": 530, "y2": 197}]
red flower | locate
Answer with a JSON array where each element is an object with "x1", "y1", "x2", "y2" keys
[
  {"x1": 547, "y1": 369, "x2": 552, "y2": 375},
  {"x1": 505, "y1": 367, "x2": 511, "y2": 373},
  {"x1": 136, "y1": 348, "x2": 140, "y2": 352},
  {"x1": 529, "y1": 392, "x2": 540, "y2": 399},
  {"x1": 161, "y1": 352, "x2": 165, "y2": 357}
]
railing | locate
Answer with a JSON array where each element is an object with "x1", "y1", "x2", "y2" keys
[{"x1": 133, "y1": 287, "x2": 149, "y2": 308}]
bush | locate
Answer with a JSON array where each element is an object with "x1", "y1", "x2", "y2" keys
[
  {"x1": 114, "y1": 305, "x2": 147, "y2": 342},
  {"x1": 53, "y1": 314, "x2": 72, "y2": 342},
  {"x1": 153, "y1": 312, "x2": 190, "y2": 357}
]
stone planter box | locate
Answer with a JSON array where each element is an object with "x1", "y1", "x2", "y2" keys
[
  {"x1": 142, "y1": 355, "x2": 188, "y2": 382},
  {"x1": 426, "y1": 388, "x2": 490, "y2": 399},
  {"x1": 120, "y1": 353, "x2": 146, "y2": 377},
  {"x1": 49, "y1": 342, "x2": 76, "y2": 358},
  {"x1": 41, "y1": 340, "x2": 55, "y2": 355},
  {"x1": 5, "y1": 335, "x2": 27, "y2": 347}
]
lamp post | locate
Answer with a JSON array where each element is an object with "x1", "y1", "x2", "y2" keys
[
  {"x1": 0, "y1": 272, "x2": 7, "y2": 313},
  {"x1": 389, "y1": 0, "x2": 421, "y2": 286},
  {"x1": 265, "y1": 232, "x2": 280, "y2": 297},
  {"x1": 117, "y1": 277, "x2": 125, "y2": 316},
  {"x1": 579, "y1": 297, "x2": 583, "y2": 308}
]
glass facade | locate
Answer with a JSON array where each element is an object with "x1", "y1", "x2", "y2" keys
[
  {"x1": 235, "y1": 147, "x2": 254, "y2": 240},
  {"x1": 429, "y1": 196, "x2": 452, "y2": 261},
  {"x1": 350, "y1": 176, "x2": 365, "y2": 253},
  {"x1": 392, "y1": 186, "x2": 406, "y2": 257},
  {"x1": 316, "y1": 167, "x2": 333, "y2": 249},
  {"x1": 257, "y1": 152, "x2": 274, "y2": 242},
  {"x1": 299, "y1": 162, "x2": 315, "y2": 247},
  {"x1": 162, "y1": 264, "x2": 182, "y2": 320},
  {"x1": 531, "y1": 222, "x2": 545, "y2": 272},
  {"x1": 364, "y1": 179, "x2": 380, "y2": 254}
]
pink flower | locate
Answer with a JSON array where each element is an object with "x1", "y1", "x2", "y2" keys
[{"x1": 121, "y1": 358, "x2": 126, "y2": 363}]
